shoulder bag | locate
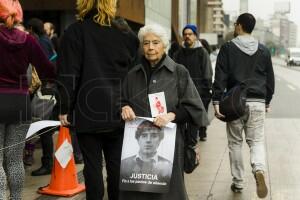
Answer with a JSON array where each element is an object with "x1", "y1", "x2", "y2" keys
[
  {"x1": 219, "y1": 49, "x2": 261, "y2": 122},
  {"x1": 176, "y1": 66, "x2": 200, "y2": 173}
]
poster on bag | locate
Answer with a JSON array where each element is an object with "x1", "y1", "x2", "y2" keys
[{"x1": 119, "y1": 117, "x2": 176, "y2": 193}]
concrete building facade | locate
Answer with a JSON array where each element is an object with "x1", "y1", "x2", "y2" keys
[
  {"x1": 20, "y1": 0, "x2": 211, "y2": 44},
  {"x1": 240, "y1": 0, "x2": 248, "y2": 14},
  {"x1": 289, "y1": 21, "x2": 298, "y2": 48},
  {"x1": 202, "y1": 0, "x2": 226, "y2": 37}
]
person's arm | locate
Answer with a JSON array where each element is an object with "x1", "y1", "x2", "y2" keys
[
  {"x1": 153, "y1": 112, "x2": 175, "y2": 127},
  {"x1": 265, "y1": 49, "x2": 275, "y2": 112},
  {"x1": 212, "y1": 44, "x2": 229, "y2": 118},
  {"x1": 120, "y1": 74, "x2": 136, "y2": 121},
  {"x1": 56, "y1": 24, "x2": 83, "y2": 123},
  {"x1": 177, "y1": 66, "x2": 209, "y2": 127},
  {"x1": 170, "y1": 104, "x2": 192, "y2": 123},
  {"x1": 212, "y1": 44, "x2": 229, "y2": 104},
  {"x1": 200, "y1": 48, "x2": 213, "y2": 96}
]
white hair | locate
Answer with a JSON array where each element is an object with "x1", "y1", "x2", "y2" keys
[{"x1": 138, "y1": 24, "x2": 169, "y2": 50}]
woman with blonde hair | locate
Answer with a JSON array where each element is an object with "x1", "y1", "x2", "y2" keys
[
  {"x1": 0, "y1": 0, "x2": 56, "y2": 199},
  {"x1": 56, "y1": 0, "x2": 139, "y2": 199}
]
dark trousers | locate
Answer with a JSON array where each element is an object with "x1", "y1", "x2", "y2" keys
[
  {"x1": 77, "y1": 129, "x2": 123, "y2": 200},
  {"x1": 40, "y1": 128, "x2": 54, "y2": 167}
]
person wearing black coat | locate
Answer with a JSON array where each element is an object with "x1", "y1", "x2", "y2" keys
[
  {"x1": 120, "y1": 24, "x2": 208, "y2": 200},
  {"x1": 56, "y1": 0, "x2": 139, "y2": 199},
  {"x1": 173, "y1": 24, "x2": 213, "y2": 142}
]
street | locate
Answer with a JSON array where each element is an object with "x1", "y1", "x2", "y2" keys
[{"x1": 23, "y1": 58, "x2": 300, "y2": 200}]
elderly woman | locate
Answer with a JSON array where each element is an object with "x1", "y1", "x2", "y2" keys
[{"x1": 120, "y1": 24, "x2": 209, "y2": 200}]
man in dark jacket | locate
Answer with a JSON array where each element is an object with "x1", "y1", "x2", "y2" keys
[
  {"x1": 173, "y1": 24, "x2": 212, "y2": 141},
  {"x1": 212, "y1": 13, "x2": 275, "y2": 199}
]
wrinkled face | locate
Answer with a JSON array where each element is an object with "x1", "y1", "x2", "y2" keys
[
  {"x1": 137, "y1": 129, "x2": 162, "y2": 156},
  {"x1": 183, "y1": 29, "x2": 197, "y2": 47},
  {"x1": 142, "y1": 33, "x2": 165, "y2": 65}
]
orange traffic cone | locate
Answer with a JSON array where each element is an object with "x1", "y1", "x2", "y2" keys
[{"x1": 38, "y1": 126, "x2": 85, "y2": 196}]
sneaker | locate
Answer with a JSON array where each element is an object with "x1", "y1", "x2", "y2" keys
[
  {"x1": 230, "y1": 183, "x2": 243, "y2": 193},
  {"x1": 255, "y1": 171, "x2": 268, "y2": 198}
]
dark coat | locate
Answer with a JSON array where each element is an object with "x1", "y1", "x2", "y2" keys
[
  {"x1": 212, "y1": 41, "x2": 275, "y2": 105},
  {"x1": 119, "y1": 55, "x2": 208, "y2": 200},
  {"x1": 121, "y1": 55, "x2": 208, "y2": 128},
  {"x1": 56, "y1": 18, "x2": 139, "y2": 133},
  {"x1": 173, "y1": 46, "x2": 213, "y2": 99}
]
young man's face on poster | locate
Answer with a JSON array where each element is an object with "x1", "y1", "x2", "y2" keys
[{"x1": 137, "y1": 129, "x2": 162, "y2": 156}]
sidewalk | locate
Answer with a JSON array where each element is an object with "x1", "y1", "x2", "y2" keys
[
  {"x1": 186, "y1": 119, "x2": 264, "y2": 200},
  {"x1": 23, "y1": 116, "x2": 300, "y2": 200},
  {"x1": 186, "y1": 117, "x2": 300, "y2": 200}
]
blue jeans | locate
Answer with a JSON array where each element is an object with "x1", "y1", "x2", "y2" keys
[{"x1": 226, "y1": 102, "x2": 266, "y2": 188}]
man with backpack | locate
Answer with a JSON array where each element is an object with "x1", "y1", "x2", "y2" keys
[{"x1": 212, "y1": 13, "x2": 275, "y2": 198}]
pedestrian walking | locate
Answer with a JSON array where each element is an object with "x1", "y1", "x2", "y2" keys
[
  {"x1": 0, "y1": 0, "x2": 56, "y2": 199},
  {"x1": 212, "y1": 13, "x2": 275, "y2": 198},
  {"x1": 119, "y1": 24, "x2": 208, "y2": 200},
  {"x1": 173, "y1": 24, "x2": 213, "y2": 142},
  {"x1": 56, "y1": 0, "x2": 139, "y2": 199}
]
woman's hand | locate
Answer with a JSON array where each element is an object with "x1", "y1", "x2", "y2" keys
[
  {"x1": 121, "y1": 105, "x2": 136, "y2": 121},
  {"x1": 59, "y1": 114, "x2": 70, "y2": 126},
  {"x1": 153, "y1": 112, "x2": 175, "y2": 127}
]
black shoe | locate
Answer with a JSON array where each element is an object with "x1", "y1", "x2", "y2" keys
[
  {"x1": 200, "y1": 137, "x2": 207, "y2": 142},
  {"x1": 255, "y1": 170, "x2": 268, "y2": 198},
  {"x1": 231, "y1": 183, "x2": 243, "y2": 193},
  {"x1": 31, "y1": 166, "x2": 52, "y2": 176}
]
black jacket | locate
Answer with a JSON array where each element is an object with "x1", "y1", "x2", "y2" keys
[
  {"x1": 212, "y1": 41, "x2": 275, "y2": 105},
  {"x1": 121, "y1": 55, "x2": 209, "y2": 128},
  {"x1": 120, "y1": 55, "x2": 208, "y2": 200},
  {"x1": 173, "y1": 46, "x2": 212, "y2": 98},
  {"x1": 56, "y1": 18, "x2": 139, "y2": 133}
]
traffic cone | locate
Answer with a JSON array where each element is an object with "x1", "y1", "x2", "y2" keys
[{"x1": 38, "y1": 126, "x2": 85, "y2": 196}]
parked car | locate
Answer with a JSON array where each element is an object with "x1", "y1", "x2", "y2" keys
[{"x1": 287, "y1": 48, "x2": 300, "y2": 66}]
